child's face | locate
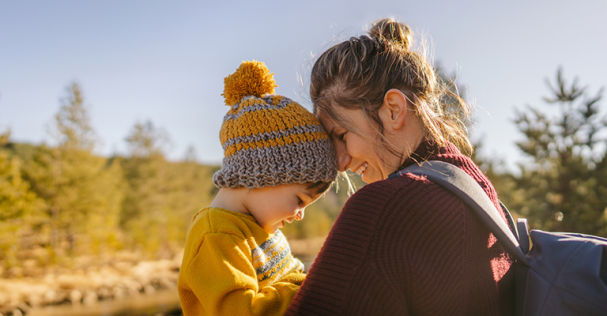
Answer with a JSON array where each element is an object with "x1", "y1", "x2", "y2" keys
[{"x1": 243, "y1": 183, "x2": 324, "y2": 234}]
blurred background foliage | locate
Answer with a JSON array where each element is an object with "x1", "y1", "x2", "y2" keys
[
  {"x1": 491, "y1": 68, "x2": 607, "y2": 236},
  {"x1": 1, "y1": 67, "x2": 606, "y2": 277}
]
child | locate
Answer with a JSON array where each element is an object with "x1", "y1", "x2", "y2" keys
[{"x1": 177, "y1": 61, "x2": 337, "y2": 316}]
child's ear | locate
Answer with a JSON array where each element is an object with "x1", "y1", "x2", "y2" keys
[{"x1": 380, "y1": 89, "x2": 408, "y2": 131}]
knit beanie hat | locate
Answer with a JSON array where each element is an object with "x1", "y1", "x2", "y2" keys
[{"x1": 213, "y1": 61, "x2": 338, "y2": 189}]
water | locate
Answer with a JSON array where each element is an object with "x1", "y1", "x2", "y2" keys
[
  {"x1": 27, "y1": 290, "x2": 182, "y2": 316},
  {"x1": 26, "y1": 256, "x2": 317, "y2": 316}
]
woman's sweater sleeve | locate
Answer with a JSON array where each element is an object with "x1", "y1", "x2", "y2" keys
[{"x1": 180, "y1": 232, "x2": 305, "y2": 316}]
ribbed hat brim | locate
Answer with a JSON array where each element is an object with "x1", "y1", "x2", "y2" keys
[{"x1": 213, "y1": 138, "x2": 337, "y2": 189}]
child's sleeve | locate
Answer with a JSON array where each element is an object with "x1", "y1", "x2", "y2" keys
[{"x1": 181, "y1": 232, "x2": 305, "y2": 316}]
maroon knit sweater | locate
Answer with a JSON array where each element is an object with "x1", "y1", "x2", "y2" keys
[{"x1": 286, "y1": 141, "x2": 514, "y2": 316}]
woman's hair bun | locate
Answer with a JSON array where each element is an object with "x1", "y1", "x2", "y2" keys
[
  {"x1": 368, "y1": 18, "x2": 412, "y2": 51},
  {"x1": 222, "y1": 60, "x2": 277, "y2": 106}
]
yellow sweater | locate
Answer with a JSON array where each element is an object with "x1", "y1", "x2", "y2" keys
[{"x1": 178, "y1": 207, "x2": 306, "y2": 316}]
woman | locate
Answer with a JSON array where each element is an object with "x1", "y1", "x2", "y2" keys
[{"x1": 286, "y1": 18, "x2": 514, "y2": 316}]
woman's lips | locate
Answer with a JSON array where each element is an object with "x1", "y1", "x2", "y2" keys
[{"x1": 355, "y1": 162, "x2": 368, "y2": 175}]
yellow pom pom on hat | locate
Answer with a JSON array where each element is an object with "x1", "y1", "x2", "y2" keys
[
  {"x1": 213, "y1": 61, "x2": 337, "y2": 189},
  {"x1": 222, "y1": 60, "x2": 277, "y2": 106}
]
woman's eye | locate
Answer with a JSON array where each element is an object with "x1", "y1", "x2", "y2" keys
[
  {"x1": 338, "y1": 132, "x2": 346, "y2": 142},
  {"x1": 297, "y1": 197, "x2": 304, "y2": 205}
]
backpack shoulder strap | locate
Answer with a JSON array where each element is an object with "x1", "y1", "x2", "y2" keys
[{"x1": 398, "y1": 160, "x2": 528, "y2": 264}]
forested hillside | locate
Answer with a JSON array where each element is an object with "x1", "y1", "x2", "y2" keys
[
  {"x1": 2, "y1": 68, "x2": 607, "y2": 279},
  {"x1": 0, "y1": 83, "x2": 357, "y2": 278}
]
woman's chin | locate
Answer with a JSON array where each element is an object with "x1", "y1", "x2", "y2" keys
[{"x1": 361, "y1": 171, "x2": 380, "y2": 184}]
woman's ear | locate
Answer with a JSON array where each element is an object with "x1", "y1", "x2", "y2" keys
[{"x1": 380, "y1": 89, "x2": 408, "y2": 131}]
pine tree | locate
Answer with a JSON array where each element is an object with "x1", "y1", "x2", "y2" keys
[
  {"x1": 120, "y1": 120, "x2": 173, "y2": 256},
  {"x1": 120, "y1": 123, "x2": 225, "y2": 256},
  {"x1": 165, "y1": 148, "x2": 218, "y2": 248},
  {"x1": 511, "y1": 68, "x2": 607, "y2": 236},
  {"x1": 0, "y1": 130, "x2": 45, "y2": 269},
  {"x1": 24, "y1": 82, "x2": 124, "y2": 259}
]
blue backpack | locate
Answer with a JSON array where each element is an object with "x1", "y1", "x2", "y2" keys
[{"x1": 398, "y1": 161, "x2": 607, "y2": 316}]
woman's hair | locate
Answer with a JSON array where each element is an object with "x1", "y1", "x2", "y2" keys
[{"x1": 310, "y1": 18, "x2": 473, "y2": 159}]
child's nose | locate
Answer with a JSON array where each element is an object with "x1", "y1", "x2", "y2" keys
[{"x1": 295, "y1": 209, "x2": 305, "y2": 221}]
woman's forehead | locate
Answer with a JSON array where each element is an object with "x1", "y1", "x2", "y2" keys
[
  {"x1": 316, "y1": 111, "x2": 341, "y2": 132},
  {"x1": 318, "y1": 106, "x2": 363, "y2": 125}
]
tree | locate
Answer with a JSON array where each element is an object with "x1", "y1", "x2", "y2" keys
[
  {"x1": 120, "y1": 121, "x2": 173, "y2": 256},
  {"x1": 510, "y1": 68, "x2": 607, "y2": 236},
  {"x1": 24, "y1": 82, "x2": 124, "y2": 259},
  {"x1": 165, "y1": 148, "x2": 218, "y2": 248},
  {"x1": 0, "y1": 130, "x2": 45, "y2": 269},
  {"x1": 52, "y1": 83, "x2": 96, "y2": 150},
  {"x1": 121, "y1": 121, "x2": 221, "y2": 257}
]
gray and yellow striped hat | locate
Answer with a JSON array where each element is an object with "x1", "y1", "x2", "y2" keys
[{"x1": 213, "y1": 60, "x2": 337, "y2": 189}]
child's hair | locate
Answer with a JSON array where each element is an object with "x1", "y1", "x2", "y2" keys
[
  {"x1": 306, "y1": 181, "x2": 333, "y2": 196},
  {"x1": 213, "y1": 61, "x2": 338, "y2": 189},
  {"x1": 310, "y1": 18, "x2": 473, "y2": 159}
]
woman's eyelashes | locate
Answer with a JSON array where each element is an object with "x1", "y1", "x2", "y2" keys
[
  {"x1": 338, "y1": 131, "x2": 347, "y2": 142},
  {"x1": 297, "y1": 197, "x2": 304, "y2": 206}
]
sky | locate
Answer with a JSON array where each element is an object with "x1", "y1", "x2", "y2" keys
[{"x1": 1, "y1": 0, "x2": 606, "y2": 170}]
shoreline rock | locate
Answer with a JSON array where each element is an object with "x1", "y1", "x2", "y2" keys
[{"x1": 0, "y1": 251, "x2": 183, "y2": 316}]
